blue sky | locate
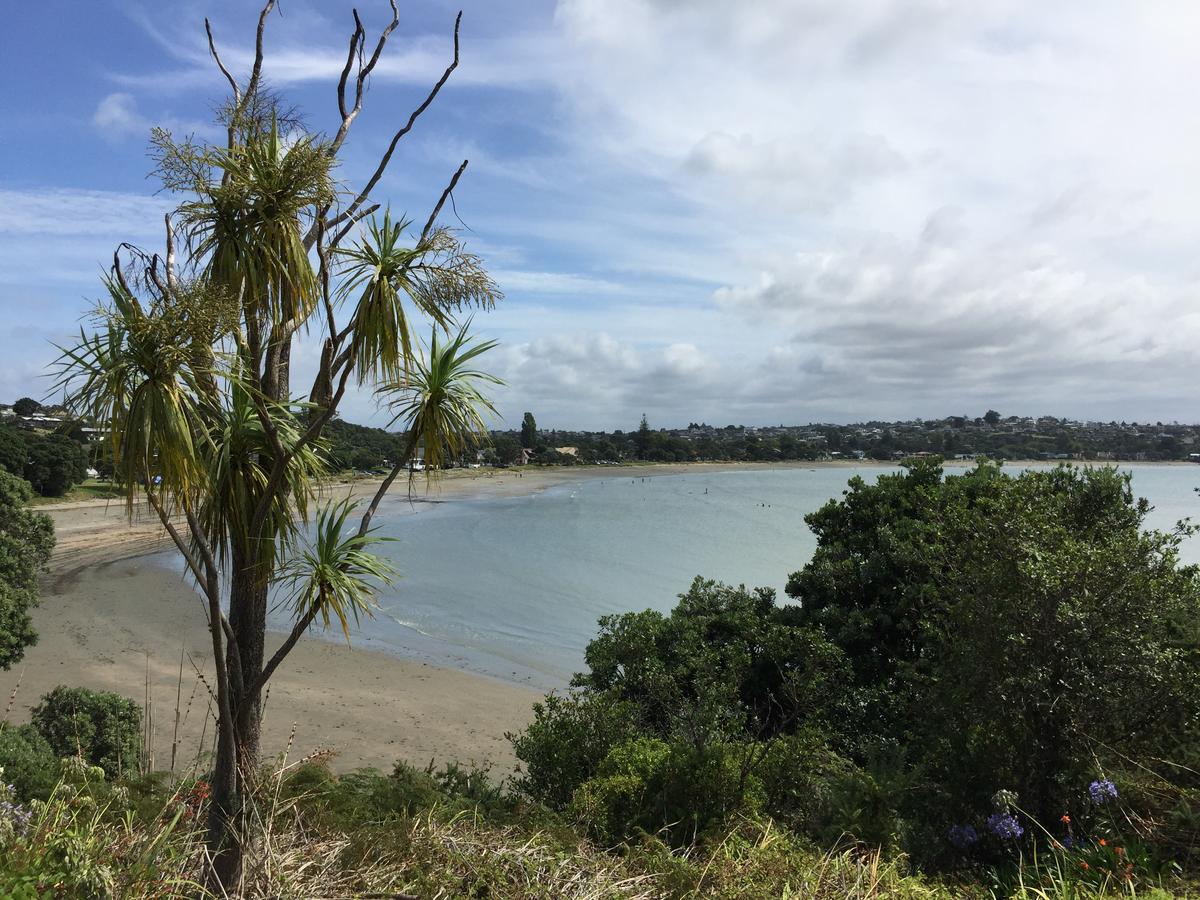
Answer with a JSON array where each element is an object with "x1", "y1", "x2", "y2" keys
[{"x1": 4, "y1": 0, "x2": 1200, "y2": 429}]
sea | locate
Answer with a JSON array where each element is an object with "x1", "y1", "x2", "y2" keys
[{"x1": 234, "y1": 463, "x2": 1200, "y2": 691}]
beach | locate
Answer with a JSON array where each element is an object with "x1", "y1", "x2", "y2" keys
[
  {"x1": 5, "y1": 457, "x2": 1165, "y2": 776},
  {"x1": 5, "y1": 462, "x2": 812, "y2": 774}
]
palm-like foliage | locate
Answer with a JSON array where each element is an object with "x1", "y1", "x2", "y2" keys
[
  {"x1": 51, "y1": 276, "x2": 213, "y2": 510},
  {"x1": 197, "y1": 380, "x2": 327, "y2": 572},
  {"x1": 379, "y1": 321, "x2": 503, "y2": 472},
  {"x1": 52, "y1": 11, "x2": 502, "y2": 887},
  {"x1": 336, "y1": 212, "x2": 500, "y2": 383},
  {"x1": 279, "y1": 498, "x2": 397, "y2": 640},
  {"x1": 167, "y1": 116, "x2": 334, "y2": 328}
]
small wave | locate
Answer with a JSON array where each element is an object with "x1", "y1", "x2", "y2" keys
[{"x1": 379, "y1": 611, "x2": 437, "y2": 638}]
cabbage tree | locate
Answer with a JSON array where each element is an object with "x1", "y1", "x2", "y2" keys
[{"x1": 52, "y1": 3, "x2": 501, "y2": 888}]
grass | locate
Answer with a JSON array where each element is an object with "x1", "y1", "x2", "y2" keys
[
  {"x1": 3, "y1": 758, "x2": 1196, "y2": 899},
  {"x1": 27, "y1": 479, "x2": 124, "y2": 506}
]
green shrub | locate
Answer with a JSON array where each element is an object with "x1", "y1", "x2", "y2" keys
[
  {"x1": 510, "y1": 691, "x2": 641, "y2": 810},
  {"x1": 569, "y1": 737, "x2": 765, "y2": 846},
  {"x1": 22, "y1": 434, "x2": 87, "y2": 497},
  {"x1": 31, "y1": 686, "x2": 141, "y2": 777},
  {"x1": 0, "y1": 723, "x2": 58, "y2": 801}
]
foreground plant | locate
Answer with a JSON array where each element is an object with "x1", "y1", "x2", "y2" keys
[{"x1": 51, "y1": 2, "x2": 501, "y2": 889}]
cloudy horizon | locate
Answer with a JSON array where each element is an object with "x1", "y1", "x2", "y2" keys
[{"x1": 4, "y1": 1, "x2": 1200, "y2": 430}]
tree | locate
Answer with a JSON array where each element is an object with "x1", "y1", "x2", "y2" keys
[
  {"x1": 983, "y1": 409, "x2": 1001, "y2": 426},
  {"x1": 0, "y1": 470, "x2": 55, "y2": 669},
  {"x1": 53, "y1": 5, "x2": 501, "y2": 887},
  {"x1": 12, "y1": 398, "x2": 41, "y2": 417},
  {"x1": 22, "y1": 434, "x2": 87, "y2": 497},
  {"x1": 635, "y1": 414, "x2": 651, "y2": 459},
  {"x1": 786, "y1": 461, "x2": 1200, "y2": 843},
  {"x1": 0, "y1": 427, "x2": 27, "y2": 476},
  {"x1": 31, "y1": 686, "x2": 141, "y2": 777},
  {"x1": 520, "y1": 411, "x2": 537, "y2": 448}
]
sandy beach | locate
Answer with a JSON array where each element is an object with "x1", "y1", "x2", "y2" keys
[
  {"x1": 3, "y1": 457, "x2": 1154, "y2": 775},
  {"x1": 4, "y1": 462, "x2": 807, "y2": 774}
]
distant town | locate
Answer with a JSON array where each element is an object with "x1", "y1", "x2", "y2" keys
[
  {"x1": 488, "y1": 411, "x2": 1200, "y2": 467},
  {"x1": 5, "y1": 398, "x2": 1200, "y2": 499}
]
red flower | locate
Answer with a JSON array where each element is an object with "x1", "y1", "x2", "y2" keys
[
  {"x1": 1099, "y1": 838, "x2": 1107, "y2": 847},
  {"x1": 1060, "y1": 814, "x2": 1071, "y2": 824}
]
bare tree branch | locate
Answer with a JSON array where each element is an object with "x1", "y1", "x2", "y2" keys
[
  {"x1": 337, "y1": 11, "x2": 366, "y2": 121},
  {"x1": 243, "y1": 1, "x2": 277, "y2": 106},
  {"x1": 164, "y1": 213, "x2": 178, "y2": 290},
  {"x1": 146, "y1": 488, "x2": 210, "y2": 596},
  {"x1": 331, "y1": 1, "x2": 401, "y2": 156},
  {"x1": 329, "y1": 202, "x2": 381, "y2": 250},
  {"x1": 246, "y1": 603, "x2": 322, "y2": 699},
  {"x1": 333, "y1": 11, "x2": 462, "y2": 232},
  {"x1": 420, "y1": 158, "x2": 468, "y2": 241},
  {"x1": 205, "y1": 18, "x2": 241, "y2": 101},
  {"x1": 358, "y1": 429, "x2": 421, "y2": 537}
]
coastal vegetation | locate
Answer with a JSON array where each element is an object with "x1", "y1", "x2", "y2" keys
[
  {"x1": 5, "y1": 460, "x2": 1200, "y2": 896},
  {"x1": 43, "y1": 1, "x2": 503, "y2": 890},
  {"x1": 509, "y1": 460, "x2": 1200, "y2": 894},
  {"x1": 0, "y1": 470, "x2": 54, "y2": 668},
  {"x1": 0, "y1": 426, "x2": 89, "y2": 497},
  {"x1": 2, "y1": 3, "x2": 1198, "y2": 898}
]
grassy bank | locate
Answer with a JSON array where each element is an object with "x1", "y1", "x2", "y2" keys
[{"x1": 8, "y1": 756, "x2": 1187, "y2": 899}]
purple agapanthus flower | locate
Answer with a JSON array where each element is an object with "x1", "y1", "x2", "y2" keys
[
  {"x1": 987, "y1": 812, "x2": 1025, "y2": 840},
  {"x1": 0, "y1": 790, "x2": 31, "y2": 835},
  {"x1": 948, "y1": 824, "x2": 979, "y2": 848},
  {"x1": 1088, "y1": 779, "x2": 1118, "y2": 805}
]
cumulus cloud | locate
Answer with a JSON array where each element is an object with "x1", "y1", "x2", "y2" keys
[
  {"x1": 93, "y1": 93, "x2": 147, "y2": 138},
  {"x1": 92, "y1": 92, "x2": 213, "y2": 142},
  {"x1": 12, "y1": 0, "x2": 1200, "y2": 427}
]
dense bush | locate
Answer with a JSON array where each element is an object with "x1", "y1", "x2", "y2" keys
[
  {"x1": 787, "y1": 460, "x2": 1200, "y2": 849},
  {"x1": 31, "y1": 686, "x2": 141, "y2": 777},
  {"x1": 0, "y1": 470, "x2": 55, "y2": 669},
  {"x1": 0, "y1": 427, "x2": 27, "y2": 476},
  {"x1": 513, "y1": 578, "x2": 857, "y2": 844},
  {"x1": 22, "y1": 433, "x2": 87, "y2": 497},
  {"x1": 0, "y1": 723, "x2": 58, "y2": 801},
  {"x1": 513, "y1": 461, "x2": 1200, "y2": 874}
]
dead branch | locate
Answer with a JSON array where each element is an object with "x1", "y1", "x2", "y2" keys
[
  {"x1": 329, "y1": 201, "x2": 381, "y2": 250},
  {"x1": 331, "y1": 0, "x2": 400, "y2": 154},
  {"x1": 205, "y1": 18, "x2": 241, "y2": 101},
  {"x1": 420, "y1": 158, "x2": 468, "y2": 241},
  {"x1": 331, "y1": 11, "x2": 462, "y2": 234},
  {"x1": 164, "y1": 213, "x2": 178, "y2": 290},
  {"x1": 243, "y1": 1, "x2": 277, "y2": 106}
]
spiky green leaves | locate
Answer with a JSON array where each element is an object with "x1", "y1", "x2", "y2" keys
[
  {"x1": 280, "y1": 498, "x2": 397, "y2": 641},
  {"x1": 336, "y1": 212, "x2": 501, "y2": 383},
  {"x1": 165, "y1": 114, "x2": 334, "y2": 329},
  {"x1": 52, "y1": 275, "x2": 214, "y2": 510},
  {"x1": 377, "y1": 321, "x2": 503, "y2": 473}
]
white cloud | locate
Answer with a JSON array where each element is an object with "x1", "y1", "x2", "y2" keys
[
  {"x1": 492, "y1": 270, "x2": 625, "y2": 295},
  {"x1": 93, "y1": 93, "x2": 146, "y2": 138},
  {"x1": 92, "y1": 92, "x2": 215, "y2": 142}
]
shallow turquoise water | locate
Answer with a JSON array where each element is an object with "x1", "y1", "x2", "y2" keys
[{"x1": 257, "y1": 464, "x2": 1200, "y2": 690}]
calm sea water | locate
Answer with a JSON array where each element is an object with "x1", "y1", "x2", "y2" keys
[
  {"x1": 153, "y1": 465, "x2": 1200, "y2": 690},
  {"x1": 300, "y1": 465, "x2": 1200, "y2": 689}
]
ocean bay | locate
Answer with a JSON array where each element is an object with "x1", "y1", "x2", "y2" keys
[{"x1": 227, "y1": 463, "x2": 1200, "y2": 690}]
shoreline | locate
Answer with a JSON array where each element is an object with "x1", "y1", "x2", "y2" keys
[
  {"x1": 39, "y1": 456, "x2": 1182, "y2": 568},
  {"x1": 9, "y1": 458, "x2": 1184, "y2": 773}
]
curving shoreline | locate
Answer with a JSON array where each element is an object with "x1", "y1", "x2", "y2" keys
[{"x1": 8, "y1": 458, "x2": 1182, "y2": 774}]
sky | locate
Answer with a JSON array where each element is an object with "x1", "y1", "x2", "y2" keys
[{"x1": 3, "y1": 0, "x2": 1200, "y2": 430}]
